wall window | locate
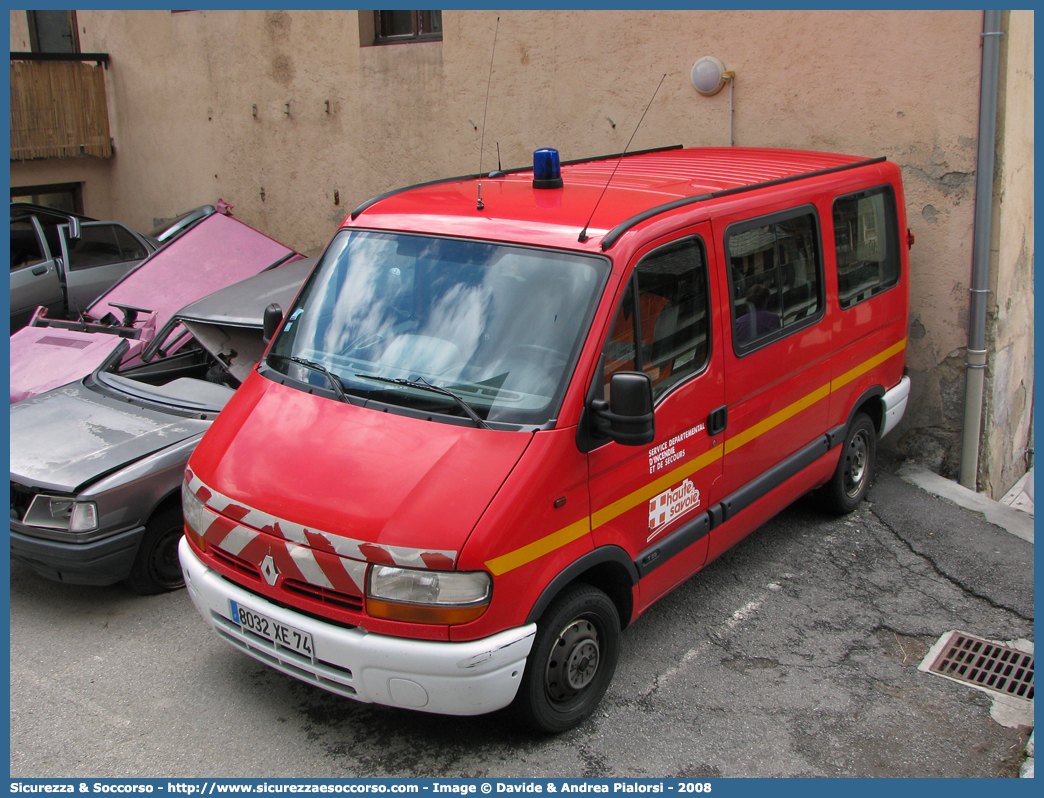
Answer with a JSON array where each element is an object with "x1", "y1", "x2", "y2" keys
[
  {"x1": 11, "y1": 182, "x2": 83, "y2": 215},
  {"x1": 726, "y1": 209, "x2": 822, "y2": 352},
  {"x1": 833, "y1": 186, "x2": 901, "y2": 309},
  {"x1": 26, "y1": 10, "x2": 80, "y2": 53},
  {"x1": 603, "y1": 237, "x2": 711, "y2": 402},
  {"x1": 374, "y1": 10, "x2": 443, "y2": 43}
]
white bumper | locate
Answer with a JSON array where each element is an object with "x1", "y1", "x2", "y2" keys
[
  {"x1": 179, "y1": 537, "x2": 535, "y2": 716},
  {"x1": 880, "y1": 375, "x2": 912, "y2": 440}
]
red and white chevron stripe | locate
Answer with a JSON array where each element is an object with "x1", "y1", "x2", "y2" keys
[{"x1": 185, "y1": 467, "x2": 458, "y2": 595}]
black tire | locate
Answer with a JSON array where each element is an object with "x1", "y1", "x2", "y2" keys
[
  {"x1": 512, "y1": 583, "x2": 620, "y2": 733},
  {"x1": 820, "y1": 412, "x2": 877, "y2": 514},
  {"x1": 124, "y1": 505, "x2": 186, "y2": 595}
]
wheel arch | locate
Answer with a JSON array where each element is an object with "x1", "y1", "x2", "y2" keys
[
  {"x1": 524, "y1": 546, "x2": 638, "y2": 630},
  {"x1": 833, "y1": 386, "x2": 885, "y2": 444}
]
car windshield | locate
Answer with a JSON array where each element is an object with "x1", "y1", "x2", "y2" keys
[{"x1": 266, "y1": 230, "x2": 608, "y2": 427}]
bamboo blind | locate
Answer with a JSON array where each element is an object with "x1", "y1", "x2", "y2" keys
[{"x1": 10, "y1": 59, "x2": 112, "y2": 160}]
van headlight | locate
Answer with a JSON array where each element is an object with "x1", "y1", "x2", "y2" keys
[
  {"x1": 181, "y1": 481, "x2": 208, "y2": 552},
  {"x1": 366, "y1": 565, "x2": 491, "y2": 625}
]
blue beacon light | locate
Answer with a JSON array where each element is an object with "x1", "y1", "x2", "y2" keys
[{"x1": 533, "y1": 148, "x2": 564, "y2": 189}]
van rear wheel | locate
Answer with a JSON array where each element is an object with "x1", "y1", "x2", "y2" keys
[
  {"x1": 512, "y1": 584, "x2": 620, "y2": 733},
  {"x1": 821, "y1": 412, "x2": 876, "y2": 514}
]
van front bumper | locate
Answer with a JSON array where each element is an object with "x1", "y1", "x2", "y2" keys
[
  {"x1": 179, "y1": 537, "x2": 536, "y2": 716},
  {"x1": 881, "y1": 375, "x2": 912, "y2": 439}
]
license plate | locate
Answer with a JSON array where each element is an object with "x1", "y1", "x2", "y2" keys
[{"x1": 230, "y1": 600, "x2": 314, "y2": 659}]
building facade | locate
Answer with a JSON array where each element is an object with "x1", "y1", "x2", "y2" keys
[{"x1": 9, "y1": 9, "x2": 1034, "y2": 499}]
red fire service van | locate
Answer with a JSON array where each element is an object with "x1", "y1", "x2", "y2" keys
[{"x1": 180, "y1": 146, "x2": 912, "y2": 732}]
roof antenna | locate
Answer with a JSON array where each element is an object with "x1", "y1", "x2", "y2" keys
[
  {"x1": 579, "y1": 73, "x2": 667, "y2": 243},
  {"x1": 476, "y1": 16, "x2": 500, "y2": 211}
]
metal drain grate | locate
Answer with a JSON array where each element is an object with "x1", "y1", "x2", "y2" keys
[{"x1": 928, "y1": 632, "x2": 1033, "y2": 699}]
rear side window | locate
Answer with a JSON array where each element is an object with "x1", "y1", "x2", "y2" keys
[
  {"x1": 726, "y1": 208, "x2": 822, "y2": 353},
  {"x1": 67, "y1": 224, "x2": 123, "y2": 271},
  {"x1": 833, "y1": 186, "x2": 901, "y2": 309},
  {"x1": 603, "y1": 236, "x2": 711, "y2": 402},
  {"x1": 114, "y1": 225, "x2": 148, "y2": 261},
  {"x1": 11, "y1": 220, "x2": 44, "y2": 269}
]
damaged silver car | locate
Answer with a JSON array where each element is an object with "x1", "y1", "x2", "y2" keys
[{"x1": 9, "y1": 257, "x2": 313, "y2": 594}]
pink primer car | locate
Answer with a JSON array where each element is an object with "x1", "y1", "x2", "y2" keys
[{"x1": 10, "y1": 212, "x2": 301, "y2": 403}]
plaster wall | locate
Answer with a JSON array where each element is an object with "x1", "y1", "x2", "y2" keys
[
  {"x1": 981, "y1": 10, "x2": 1034, "y2": 497},
  {"x1": 7, "y1": 9, "x2": 1032, "y2": 495}
]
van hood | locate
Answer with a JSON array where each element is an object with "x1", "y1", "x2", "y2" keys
[
  {"x1": 10, "y1": 381, "x2": 209, "y2": 493},
  {"x1": 189, "y1": 372, "x2": 534, "y2": 564}
]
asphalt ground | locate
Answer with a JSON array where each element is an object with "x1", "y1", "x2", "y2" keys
[{"x1": 9, "y1": 450, "x2": 1034, "y2": 778}]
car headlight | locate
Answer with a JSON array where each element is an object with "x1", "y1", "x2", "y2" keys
[
  {"x1": 23, "y1": 495, "x2": 97, "y2": 532},
  {"x1": 366, "y1": 565, "x2": 491, "y2": 625},
  {"x1": 181, "y1": 480, "x2": 208, "y2": 552}
]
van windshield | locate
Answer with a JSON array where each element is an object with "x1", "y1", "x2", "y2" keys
[{"x1": 266, "y1": 230, "x2": 608, "y2": 427}]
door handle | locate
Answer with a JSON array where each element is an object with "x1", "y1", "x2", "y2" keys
[
  {"x1": 31, "y1": 265, "x2": 47, "y2": 276},
  {"x1": 708, "y1": 405, "x2": 728, "y2": 436}
]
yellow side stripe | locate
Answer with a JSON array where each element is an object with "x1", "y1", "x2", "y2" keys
[
  {"x1": 486, "y1": 518, "x2": 590, "y2": 576},
  {"x1": 831, "y1": 338, "x2": 907, "y2": 392},
  {"x1": 483, "y1": 338, "x2": 906, "y2": 575},
  {"x1": 724, "y1": 383, "x2": 831, "y2": 455},
  {"x1": 592, "y1": 446, "x2": 723, "y2": 530}
]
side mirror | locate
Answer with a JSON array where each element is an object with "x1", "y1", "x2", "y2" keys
[
  {"x1": 590, "y1": 371, "x2": 655, "y2": 446},
  {"x1": 67, "y1": 217, "x2": 82, "y2": 241},
  {"x1": 262, "y1": 303, "x2": 283, "y2": 345}
]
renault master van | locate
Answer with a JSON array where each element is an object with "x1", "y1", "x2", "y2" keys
[{"x1": 180, "y1": 146, "x2": 911, "y2": 732}]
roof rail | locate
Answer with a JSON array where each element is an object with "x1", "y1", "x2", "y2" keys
[
  {"x1": 349, "y1": 144, "x2": 684, "y2": 220},
  {"x1": 600, "y1": 156, "x2": 888, "y2": 250}
]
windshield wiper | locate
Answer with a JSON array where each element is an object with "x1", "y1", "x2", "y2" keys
[
  {"x1": 269, "y1": 354, "x2": 354, "y2": 405},
  {"x1": 359, "y1": 374, "x2": 491, "y2": 430}
]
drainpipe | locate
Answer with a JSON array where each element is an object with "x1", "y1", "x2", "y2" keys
[{"x1": 959, "y1": 9, "x2": 1003, "y2": 490}]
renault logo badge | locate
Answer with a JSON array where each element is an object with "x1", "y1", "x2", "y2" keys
[{"x1": 260, "y1": 554, "x2": 279, "y2": 586}]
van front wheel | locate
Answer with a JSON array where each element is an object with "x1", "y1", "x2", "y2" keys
[
  {"x1": 821, "y1": 413, "x2": 876, "y2": 514},
  {"x1": 512, "y1": 584, "x2": 620, "y2": 733}
]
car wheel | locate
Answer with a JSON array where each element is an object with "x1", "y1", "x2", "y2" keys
[
  {"x1": 512, "y1": 583, "x2": 620, "y2": 733},
  {"x1": 820, "y1": 412, "x2": 877, "y2": 515},
  {"x1": 125, "y1": 506, "x2": 186, "y2": 595}
]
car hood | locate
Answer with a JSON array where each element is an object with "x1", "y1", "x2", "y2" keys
[
  {"x1": 88, "y1": 212, "x2": 299, "y2": 326},
  {"x1": 188, "y1": 372, "x2": 533, "y2": 562},
  {"x1": 10, "y1": 381, "x2": 210, "y2": 493},
  {"x1": 10, "y1": 214, "x2": 301, "y2": 404},
  {"x1": 177, "y1": 257, "x2": 315, "y2": 383},
  {"x1": 9, "y1": 330, "x2": 137, "y2": 404}
]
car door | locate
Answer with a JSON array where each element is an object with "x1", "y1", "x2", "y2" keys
[
  {"x1": 10, "y1": 216, "x2": 63, "y2": 330},
  {"x1": 60, "y1": 222, "x2": 152, "y2": 314},
  {"x1": 587, "y1": 226, "x2": 726, "y2": 613}
]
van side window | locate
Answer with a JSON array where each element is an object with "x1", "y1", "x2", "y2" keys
[
  {"x1": 727, "y1": 209, "x2": 821, "y2": 352},
  {"x1": 603, "y1": 237, "x2": 710, "y2": 401},
  {"x1": 833, "y1": 186, "x2": 900, "y2": 309}
]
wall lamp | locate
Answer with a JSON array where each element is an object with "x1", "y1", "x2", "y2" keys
[{"x1": 691, "y1": 56, "x2": 737, "y2": 145}]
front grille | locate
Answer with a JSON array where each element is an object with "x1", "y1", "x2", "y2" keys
[
  {"x1": 210, "y1": 545, "x2": 261, "y2": 581},
  {"x1": 283, "y1": 578, "x2": 364, "y2": 612},
  {"x1": 928, "y1": 632, "x2": 1034, "y2": 699}
]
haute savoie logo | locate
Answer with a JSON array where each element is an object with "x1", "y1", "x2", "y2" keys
[{"x1": 647, "y1": 478, "x2": 701, "y2": 541}]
